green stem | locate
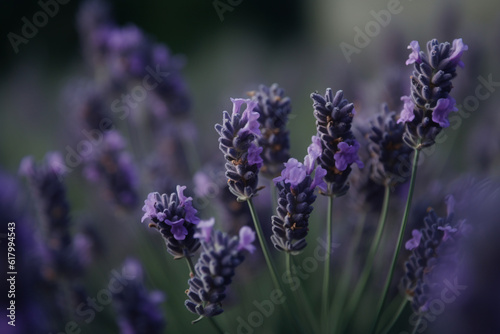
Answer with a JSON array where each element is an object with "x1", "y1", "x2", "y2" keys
[
  {"x1": 331, "y1": 212, "x2": 368, "y2": 334},
  {"x1": 379, "y1": 299, "x2": 408, "y2": 334},
  {"x1": 208, "y1": 317, "x2": 225, "y2": 334},
  {"x1": 286, "y1": 253, "x2": 320, "y2": 333},
  {"x1": 321, "y1": 195, "x2": 334, "y2": 333},
  {"x1": 370, "y1": 149, "x2": 420, "y2": 334},
  {"x1": 411, "y1": 316, "x2": 423, "y2": 334},
  {"x1": 185, "y1": 256, "x2": 196, "y2": 278},
  {"x1": 345, "y1": 185, "x2": 391, "y2": 323},
  {"x1": 247, "y1": 198, "x2": 304, "y2": 333}
]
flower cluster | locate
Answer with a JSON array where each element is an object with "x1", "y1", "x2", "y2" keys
[
  {"x1": 185, "y1": 222, "x2": 255, "y2": 320},
  {"x1": 398, "y1": 38, "x2": 468, "y2": 148},
  {"x1": 250, "y1": 83, "x2": 292, "y2": 178},
  {"x1": 271, "y1": 137, "x2": 327, "y2": 254},
  {"x1": 141, "y1": 186, "x2": 201, "y2": 259},
  {"x1": 215, "y1": 98, "x2": 263, "y2": 201},
  {"x1": 311, "y1": 89, "x2": 363, "y2": 196},
  {"x1": 368, "y1": 104, "x2": 413, "y2": 187},
  {"x1": 112, "y1": 258, "x2": 166, "y2": 334},
  {"x1": 83, "y1": 130, "x2": 139, "y2": 209},
  {"x1": 401, "y1": 196, "x2": 469, "y2": 313}
]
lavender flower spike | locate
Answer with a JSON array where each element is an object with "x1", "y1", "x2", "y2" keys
[
  {"x1": 249, "y1": 83, "x2": 292, "y2": 178},
  {"x1": 215, "y1": 98, "x2": 263, "y2": 201},
  {"x1": 311, "y1": 88, "x2": 363, "y2": 196},
  {"x1": 271, "y1": 140, "x2": 327, "y2": 254},
  {"x1": 141, "y1": 186, "x2": 201, "y2": 259},
  {"x1": 185, "y1": 226, "x2": 255, "y2": 321},
  {"x1": 398, "y1": 38, "x2": 468, "y2": 149},
  {"x1": 401, "y1": 196, "x2": 469, "y2": 313}
]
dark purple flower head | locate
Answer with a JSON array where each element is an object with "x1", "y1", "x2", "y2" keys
[
  {"x1": 112, "y1": 258, "x2": 166, "y2": 334},
  {"x1": 249, "y1": 83, "x2": 292, "y2": 178},
  {"x1": 311, "y1": 88, "x2": 362, "y2": 196},
  {"x1": 399, "y1": 38, "x2": 467, "y2": 149},
  {"x1": 401, "y1": 196, "x2": 470, "y2": 313},
  {"x1": 215, "y1": 98, "x2": 263, "y2": 201},
  {"x1": 83, "y1": 130, "x2": 138, "y2": 209},
  {"x1": 185, "y1": 227, "x2": 254, "y2": 320},
  {"x1": 141, "y1": 187, "x2": 201, "y2": 259}
]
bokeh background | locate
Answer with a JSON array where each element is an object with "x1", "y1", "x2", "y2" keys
[{"x1": 1, "y1": 0, "x2": 500, "y2": 333}]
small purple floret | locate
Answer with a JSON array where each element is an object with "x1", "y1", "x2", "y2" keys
[
  {"x1": 194, "y1": 218, "x2": 215, "y2": 243},
  {"x1": 237, "y1": 226, "x2": 256, "y2": 253},
  {"x1": 334, "y1": 141, "x2": 363, "y2": 171},
  {"x1": 310, "y1": 166, "x2": 327, "y2": 192},
  {"x1": 437, "y1": 225, "x2": 457, "y2": 242},
  {"x1": 432, "y1": 97, "x2": 457, "y2": 128},
  {"x1": 398, "y1": 95, "x2": 416, "y2": 124},
  {"x1": 406, "y1": 40, "x2": 421, "y2": 65},
  {"x1": 141, "y1": 192, "x2": 157, "y2": 223},
  {"x1": 448, "y1": 38, "x2": 469, "y2": 68},
  {"x1": 405, "y1": 229, "x2": 422, "y2": 250},
  {"x1": 273, "y1": 158, "x2": 306, "y2": 187},
  {"x1": 248, "y1": 142, "x2": 263, "y2": 168}
]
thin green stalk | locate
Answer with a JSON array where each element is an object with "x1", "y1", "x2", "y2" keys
[
  {"x1": 345, "y1": 185, "x2": 391, "y2": 323},
  {"x1": 410, "y1": 316, "x2": 423, "y2": 334},
  {"x1": 286, "y1": 253, "x2": 321, "y2": 333},
  {"x1": 208, "y1": 317, "x2": 225, "y2": 334},
  {"x1": 370, "y1": 149, "x2": 421, "y2": 334},
  {"x1": 331, "y1": 212, "x2": 368, "y2": 334},
  {"x1": 321, "y1": 195, "x2": 334, "y2": 333},
  {"x1": 247, "y1": 198, "x2": 304, "y2": 333},
  {"x1": 185, "y1": 256, "x2": 196, "y2": 277},
  {"x1": 379, "y1": 299, "x2": 408, "y2": 334}
]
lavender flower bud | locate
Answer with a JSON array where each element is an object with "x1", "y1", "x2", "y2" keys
[
  {"x1": 368, "y1": 104, "x2": 413, "y2": 186},
  {"x1": 401, "y1": 196, "x2": 469, "y2": 313},
  {"x1": 112, "y1": 259, "x2": 166, "y2": 334},
  {"x1": 311, "y1": 89, "x2": 363, "y2": 196},
  {"x1": 215, "y1": 98, "x2": 263, "y2": 201},
  {"x1": 399, "y1": 38, "x2": 468, "y2": 149},
  {"x1": 184, "y1": 226, "x2": 255, "y2": 320},
  {"x1": 83, "y1": 130, "x2": 139, "y2": 209},
  {"x1": 141, "y1": 186, "x2": 201, "y2": 259},
  {"x1": 250, "y1": 83, "x2": 292, "y2": 178},
  {"x1": 271, "y1": 139, "x2": 327, "y2": 254}
]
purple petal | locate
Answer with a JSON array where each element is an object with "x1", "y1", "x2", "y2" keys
[
  {"x1": 230, "y1": 98, "x2": 248, "y2": 115},
  {"x1": 141, "y1": 192, "x2": 158, "y2": 223},
  {"x1": 448, "y1": 38, "x2": 468, "y2": 68},
  {"x1": 304, "y1": 135, "x2": 322, "y2": 174},
  {"x1": 170, "y1": 223, "x2": 188, "y2": 241},
  {"x1": 398, "y1": 95, "x2": 416, "y2": 124},
  {"x1": 405, "y1": 229, "x2": 422, "y2": 250},
  {"x1": 194, "y1": 218, "x2": 215, "y2": 243},
  {"x1": 247, "y1": 142, "x2": 263, "y2": 168},
  {"x1": 237, "y1": 226, "x2": 256, "y2": 253},
  {"x1": 432, "y1": 96, "x2": 457, "y2": 128},
  {"x1": 438, "y1": 225, "x2": 457, "y2": 242},
  {"x1": 406, "y1": 40, "x2": 421, "y2": 65},
  {"x1": 334, "y1": 141, "x2": 363, "y2": 171},
  {"x1": 310, "y1": 166, "x2": 327, "y2": 192},
  {"x1": 176, "y1": 185, "x2": 190, "y2": 206},
  {"x1": 238, "y1": 100, "x2": 261, "y2": 137},
  {"x1": 273, "y1": 158, "x2": 306, "y2": 186}
]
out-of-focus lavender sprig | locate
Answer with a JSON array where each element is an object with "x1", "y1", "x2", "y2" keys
[
  {"x1": 401, "y1": 195, "x2": 469, "y2": 313},
  {"x1": 83, "y1": 130, "x2": 139, "y2": 209},
  {"x1": 368, "y1": 104, "x2": 413, "y2": 187},
  {"x1": 311, "y1": 89, "x2": 363, "y2": 197},
  {"x1": 215, "y1": 98, "x2": 264, "y2": 201},
  {"x1": 185, "y1": 221, "x2": 255, "y2": 321},
  {"x1": 19, "y1": 152, "x2": 84, "y2": 279},
  {"x1": 398, "y1": 38, "x2": 468, "y2": 149},
  {"x1": 141, "y1": 186, "x2": 201, "y2": 260},
  {"x1": 112, "y1": 258, "x2": 166, "y2": 334},
  {"x1": 249, "y1": 83, "x2": 292, "y2": 178},
  {"x1": 271, "y1": 137, "x2": 327, "y2": 254}
]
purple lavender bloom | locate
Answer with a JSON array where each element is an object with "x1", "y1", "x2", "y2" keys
[
  {"x1": 83, "y1": 130, "x2": 139, "y2": 209},
  {"x1": 271, "y1": 145, "x2": 326, "y2": 254},
  {"x1": 311, "y1": 89, "x2": 363, "y2": 196},
  {"x1": 185, "y1": 226, "x2": 255, "y2": 320},
  {"x1": 401, "y1": 196, "x2": 469, "y2": 313},
  {"x1": 141, "y1": 186, "x2": 201, "y2": 259},
  {"x1": 399, "y1": 38, "x2": 467, "y2": 149},
  {"x1": 369, "y1": 104, "x2": 414, "y2": 186},
  {"x1": 406, "y1": 40, "x2": 422, "y2": 65},
  {"x1": 250, "y1": 83, "x2": 292, "y2": 178},
  {"x1": 112, "y1": 259, "x2": 166, "y2": 334},
  {"x1": 215, "y1": 98, "x2": 263, "y2": 201},
  {"x1": 194, "y1": 218, "x2": 215, "y2": 243},
  {"x1": 405, "y1": 229, "x2": 422, "y2": 250}
]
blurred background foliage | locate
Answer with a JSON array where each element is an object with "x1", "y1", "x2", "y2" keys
[{"x1": 1, "y1": 0, "x2": 500, "y2": 333}]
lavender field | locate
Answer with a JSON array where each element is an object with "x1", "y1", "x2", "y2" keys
[{"x1": 1, "y1": 1, "x2": 500, "y2": 333}]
